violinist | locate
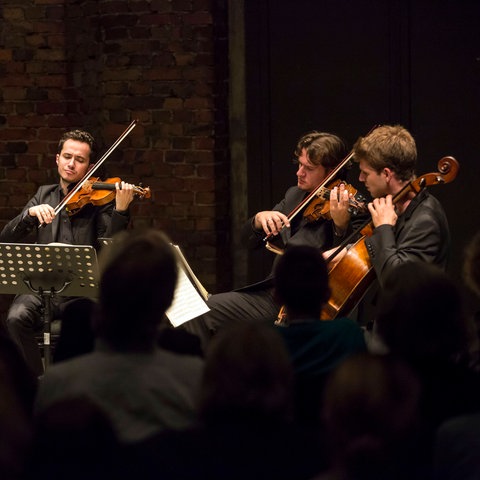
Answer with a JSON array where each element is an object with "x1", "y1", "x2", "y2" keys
[
  {"x1": 0, "y1": 129, "x2": 135, "y2": 376},
  {"x1": 183, "y1": 131, "x2": 366, "y2": 350}
]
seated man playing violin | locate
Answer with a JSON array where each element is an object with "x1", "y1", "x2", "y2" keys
[
  {"x1": 184, "y1": 131, "x2": 368, "y2": 351},
  {"x1": 0, "y1": 129, "x2": 135, "y2": 376}
]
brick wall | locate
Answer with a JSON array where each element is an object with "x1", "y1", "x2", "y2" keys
[{"x1": 0, "y1": 0, "x2": 231, "y2": 317}]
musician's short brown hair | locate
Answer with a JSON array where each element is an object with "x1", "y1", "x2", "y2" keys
[{"x1": 353, "y1": 125, "x2": 417, "y2": 181}]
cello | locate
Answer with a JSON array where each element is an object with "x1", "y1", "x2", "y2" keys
[{"x1": 321, "y1": 155, "x2": 460, "y2": 320}]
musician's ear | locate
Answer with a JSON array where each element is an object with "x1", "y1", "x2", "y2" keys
[{"x1": 383, "y1": 167, "x2": 395, "y2": 182}]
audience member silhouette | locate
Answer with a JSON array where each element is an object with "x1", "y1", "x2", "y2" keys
[
  {"x1": 432, "y1": 231, "x2": 480, "y2": 480},
  {"x1": 463, "y1": 229, "x2": 480, "y2": 370},
  {"x1": 121, "y1": 323, "x2": 327, "y2": 480},
  {"x1": 0, "y1": 329, "x2": 37, "y2": 480},
  {"x1": 273, "y1": 245, "x2": 366, "y2": 425},
  {"x1": 375, "y1": 261, "x2": 480, "y2": 470},
  {"x1": 34, "y1": 229, "x2": 204, "y2": 443},
  {"x1": 157, "y1": 321, "x2": 203, "y2": 357},
  {"x1": 26, "y1": 396, "x2": 121, "y2": 480},
  {"x1": 52, "y1": 297, "x2": 96, "y2": 363},
  {"x1": 433, "y1": 413, "x2": 480, "y2": 480},
  {"x1": 464, "y1": 230, "x2": 480, "y2": 299},
  {"x1": 316, "y1": 352, "x2": 424, "y2": 480}
]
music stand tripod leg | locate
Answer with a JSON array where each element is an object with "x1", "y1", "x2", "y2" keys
[{"x1": 40, "y1": 287, "x2": 54, "y2": 369}]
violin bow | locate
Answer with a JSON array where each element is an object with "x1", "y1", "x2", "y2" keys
[{"x1": 45, "y1": 119, "x2": 138, "y2": 222}]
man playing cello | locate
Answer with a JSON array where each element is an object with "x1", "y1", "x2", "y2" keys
[{"x1": 355, "y1": 124, "x2": 450, "y2": 283}]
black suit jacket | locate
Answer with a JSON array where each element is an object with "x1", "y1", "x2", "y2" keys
[
  {"x1": 364, "y1": 189, "x2": 450, "y2": 285},
  {"x1": 0, "y1": 184, "x2": 130, "y2": 247},
  {"x1": 238, "y1": 186, "x2": 349, "y2": 291}
]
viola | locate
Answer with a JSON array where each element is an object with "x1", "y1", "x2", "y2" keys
[
  {"x1": 65, "y1": 177, "x2": 151, "y2": 216},
  {"x1": 263, "y1": 126, "x2": 379, "y2": 245},
  {"x1": 302, "y1": 179, "x2": 367, "y2": 222}
]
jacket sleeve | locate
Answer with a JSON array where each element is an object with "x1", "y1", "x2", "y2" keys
[
  {"x1": 0, "y1": 187, "x2": 51, "y2": 243},
  {"x1": 240, "y1": 193, "x2": 289, "y2": 250},
  {"x1": 364, "y1": 200, "x2": 449, "y2": 286}
]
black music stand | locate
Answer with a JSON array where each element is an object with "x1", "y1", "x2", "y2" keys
[{"x1": 0, "y1": 243, "x2": 100, "y2": 369}]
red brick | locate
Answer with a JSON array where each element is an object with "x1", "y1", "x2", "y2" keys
[
  {"x1": 150, "y1": 0, "x2": 173, "y2": 12},
  {"x1": 2, "y1": 7, "x2": 25, "y2": 22},
  {"x1": 184, "y1": 12, "x2": 212, "y2": 25},
  {"x1": 35, "y1": 0, "x2": 64, "y2": 5},
  {"x1": 6, "y1": 169, "x2": 27, "y2": 181},
  {"x1": 173, "y1": 191, "x2": 195, "y2": 203},
  {"x1": 195, "y1": 217, "x2": 215, "y2": 231},
  {"x1": 0, "y1": 49, "x2": 13, "y2": 61}
]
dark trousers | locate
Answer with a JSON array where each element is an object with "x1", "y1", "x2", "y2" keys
[
  {"x1": 4, "y1": 294, "x2": 76, "y2": 376},
  {"x1": 182, "y1": 287, "x2": 280, "y2": 352}
]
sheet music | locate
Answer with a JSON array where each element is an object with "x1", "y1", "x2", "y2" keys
[
  {"x1": 166, "y1": 265, "x2": 210, "y2": 327},
  {"x1": 171, "y1": 244, "x2": 209, "y2": 301}
]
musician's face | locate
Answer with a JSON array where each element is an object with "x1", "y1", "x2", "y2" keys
[
  {"x1": 56, "y1": 139, "x2": 91, "y2": 187},
  {"x1": 358, "y1": 159, "x2": 389, "y2": 198},
  {"x1": 296, "y1": 149, "x2": 330, "y2": 192}
]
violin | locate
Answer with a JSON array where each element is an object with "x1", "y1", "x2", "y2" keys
[
  {"x1": 302, "y1": 179, "x2": 367, "y2": 222},
  {"x1": 65, "y1": 177, "x2": 151, "y2": 216}
]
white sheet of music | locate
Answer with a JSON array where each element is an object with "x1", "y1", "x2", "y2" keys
[{"x1": 166, "y1": 265, "x2": 210, "y2": 327}]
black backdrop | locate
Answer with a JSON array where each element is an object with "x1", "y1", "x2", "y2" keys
[{"x1": 243, "y1": 0, "x2": 480, "y2": 311}]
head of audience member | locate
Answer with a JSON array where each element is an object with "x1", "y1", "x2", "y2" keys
[
  {"x1": 95, "y1": 229, "x2": 178, "y2": 353},
  {"x1": 353, "y1": 124, "x2": 417, "y2": 198},
  {"x1": 322, "y1": 352, "x2": 421, "y2": 480},
  {"x1": 28, "y1": 396, "x2": 119, "y2": 480},
  {"x1": 199, "y1": 323, "x2": 294, "y2": 424},
  {"x1": 464, "y1": 230, "x2": 480, "y2": 297},
  {"x1": 0, "y1": 333, "x2": 35, "y2": 480},
  {"x1": 293, "y1": 131, "x2": 347, "y2": 192},
  {"x1": 376, "y1": 262, "x2": 468, "y2": 364},
  {"x1": 274, "y1": 245, "x2": 331, "y2": 321},
  {"x1": 54, "y1": 298, "x2": 96, "y2": 363}
]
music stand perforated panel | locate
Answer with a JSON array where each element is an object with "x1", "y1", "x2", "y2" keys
[{"x1": 0, "y1": 243, "x2": 99, "y2": 298}]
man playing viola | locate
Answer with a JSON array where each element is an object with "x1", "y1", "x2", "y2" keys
[
  {"x1": 184, "y1": 131, "x2": 364, "y2": 350},
  {"x1": 0, "y1": 129, "x2": 135, "y2": 376}
]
